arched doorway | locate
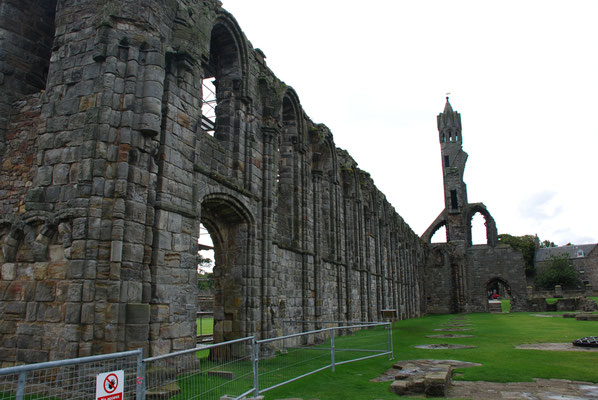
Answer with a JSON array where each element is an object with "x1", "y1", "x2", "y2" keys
[
  {"x1": 200, "y1": 194, "x2": 255, "y2": 342},
  {"x1": 486, "y1": 277, "x2": 512, "y2": 312}
]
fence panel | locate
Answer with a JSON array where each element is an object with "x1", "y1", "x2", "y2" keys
[
  {"x1": 257, "y1": 322, "x2": 392, "y2": 395},
  {"x1": 143, "y1": 337, "x2": 254, "y2": 400},
  {"x1": 0, "y1": 322, "x2": 391, "y2": 399},
  {"x1": 0, "y1": 349, "x2": 142, "y2": 400},
  {"x1": 332, "y1": 323, "x2": 392, "y2": 366}
]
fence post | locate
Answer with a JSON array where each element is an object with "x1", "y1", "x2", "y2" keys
[
  {"x1": 330, "y1": 329, "x2": 335, "y2": 373},
  {"x1": 252, "y1": 337, "x2": 259, "y2": 397},
  {"x1": 16, "y1": 371, "x2": 26, "y2": 400},
  {"x1": 136, "y1": 349, "x2": 145, "y2": 400},
  {"x1": 388, "y1": 323, "x2": 394, "y2": 360}
]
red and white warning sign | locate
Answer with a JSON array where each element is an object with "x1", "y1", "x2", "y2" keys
[{"x1": 96, "y1": 370, "x2": 124, "y2": 400}]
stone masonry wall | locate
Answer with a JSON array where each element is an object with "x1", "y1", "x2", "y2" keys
[
  {"x1": 465, "y1": 245, "x2": 527, "y2": 312},
  {"x1": 0, "y1": 0, "x2": 426, "y2": 364}
]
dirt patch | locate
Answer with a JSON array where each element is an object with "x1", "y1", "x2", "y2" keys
[
  {"x1": 531, "y1": 313, "x2": 582, "y2": 318},
  {"x1": 450, "y1": 379, "x2": 598, "y2": 399},
  {"x1": 415, "y1": 344, "x2": 476, "y2": 350},
  {"x1": 434, "y1": 328, "x2": 473, "y2": 332},
  {"x1": 426, "y1": 334, "x2": 474, "y2": 338},
  {"x1": 516, "y1": 343, "x2": 598, "y2": 352}
]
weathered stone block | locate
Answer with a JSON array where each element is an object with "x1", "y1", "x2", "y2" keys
[
  {"x1": 65, "y1": 302, "x2": 81, "y2": 323},
  {"x1": 1, "y1": 263, "x2": 16, "y2": 280},
  {"x1": 17, "y1": 323, "x2": 44, "y2": 337},
  {"x1": 0, "y1": 321, "x2": 16, "y2": 334},
  {"x1": 390, "y1": 379, "x2": 410, "y2": 395},
  {"x1": 126, "y1": 324, "x2": 149, "y2": 342},
  {"x1": 17, "y1": 349, "x2": 48, "y2": 364},
  {"x1": 37, "y1": 303, "x2": 62, "y2": 322},
  {"x1": 81, "y1": 303, "x2": 95, "y2": 324},
  {"x1": 151, "y1": 305, "x2": 170, "y2": 323},
  {"x1": 34, "y1": 281, "x2": 56, "y2": 302},
  {"x1": 126, "y1": 303, "x2": 150, "y2": 324}
]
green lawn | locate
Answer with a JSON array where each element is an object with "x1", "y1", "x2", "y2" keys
[
  {"x1": 186, "y1": 312, "x2": 598, "y2": 399},
  {"x1": 264, "y1": 312, "x2": 598, "y2": 399},
  {"x1": 197, "y1": 317, "x2": 214, "y2": 336}
]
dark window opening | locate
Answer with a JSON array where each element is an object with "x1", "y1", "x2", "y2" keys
[
  {"x1": 444, "y1": 155, "x2": 450, "y2": 168},
  {"x1": 450, "y1": 190, "x2": 458, "y2": 210}
]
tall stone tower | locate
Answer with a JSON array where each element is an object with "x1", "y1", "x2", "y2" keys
[
  {"x1": 423, "y1": 98, "x2": 527, "y2": 314},
  {"x1": 437, "y1": 97, "x2": 469, "y2": 243}
]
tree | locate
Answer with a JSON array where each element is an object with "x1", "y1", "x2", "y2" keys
[
  {"x1": 197, "y1": 254, "x2": 214, "y2": 290},
  {"x1": 198, "y1": 271, "x2": 214, "y2": 290},
  {"x1": 540, "y1": 239, "x2": 556, "y2": 248},
  {"x1": 535, "y1": 254, "x2": 580, "y2": 289},
  {"x1": 498, "y1": 234, "x2": 538, "y2": 277}
]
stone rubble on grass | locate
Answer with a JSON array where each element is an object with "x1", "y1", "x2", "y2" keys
[{"x1": 372, "y1": 359, "x2": 481, "y2": 397}]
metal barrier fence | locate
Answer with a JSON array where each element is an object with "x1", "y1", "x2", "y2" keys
[
  {"x1": 0, "y1": 321, "x2": 391, "y2": 400},
  {"x1": 255, "y1": 322, "x2": 392, "y2": 396},
  {"x1": 0, "y1": 349, "x2": 143, "y2": 400},
  {"x1": 282, "y1": 319, "x2": 381, "y2": 336},
  {"x1": 143, "y1": 337, "x2": 255, "y2": 400}
]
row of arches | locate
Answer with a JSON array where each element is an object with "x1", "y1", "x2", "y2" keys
[
  {"x1": 426, "y1": 204, "x2": 498, "y2": 246},
  {"x1": 0, "y1": 0, "x2": 429, "y2": 363},
  {"x1": 187, "y1": 11, "x2": 426, "y2": 340}
]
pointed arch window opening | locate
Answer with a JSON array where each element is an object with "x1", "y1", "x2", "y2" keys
[
  {"x1": 201, "y1": 77, "x2": 217, "y2": 136},
  {"x1": 470, "y1": 212, "x2": 488, "y2": 245},
  {"x1": 430, "y1": 224, "x2": 447, "y2": 243},
  {"x1": 198, "y1": 223, "x2": 214, "y2": 274}
]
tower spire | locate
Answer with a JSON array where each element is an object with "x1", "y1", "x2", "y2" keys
[
  {"x1": 443, "y1": 96, "x2": 453, "y2": 114},
  {"x1": 437, "y1": 97, "x2": 462, "y2": 144}
]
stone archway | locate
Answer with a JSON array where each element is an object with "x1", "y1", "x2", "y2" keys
[
  {"x1": 486, "y1": 277, "x2": 511, "y2": 312},
  {"x1": 466, "y1": 204, "x2": 498, "y2": 247},
  {"x1": 200, "y1": 194, "x2": 255, "y2": 343}
]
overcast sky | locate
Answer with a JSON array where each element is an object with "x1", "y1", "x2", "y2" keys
[{"x1": 220, "y1": 0, "x2": 598, "y2": 246}]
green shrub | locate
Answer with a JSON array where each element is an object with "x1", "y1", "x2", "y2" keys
[{"x1": 535, "y1": 254, "x2": 580, "y2": 289}]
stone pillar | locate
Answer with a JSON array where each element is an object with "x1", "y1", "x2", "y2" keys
[
  {"x1": 343, "y1": 197, "x2": 354, "y2": 321},
  {"x1": 312, "y1": 170, "x2": 322, "y2": 327},
  {"x1": 261, "y1": 126, "x2": 278, "y2": 338}
]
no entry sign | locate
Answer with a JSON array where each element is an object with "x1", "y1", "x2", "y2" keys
[{"x1": 96, "y1": 370, "x2": 124, "y2": 400}]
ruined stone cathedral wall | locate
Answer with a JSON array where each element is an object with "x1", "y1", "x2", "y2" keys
[{"x1": 0, "y1": 0, "x2": 426, "y2": 364}]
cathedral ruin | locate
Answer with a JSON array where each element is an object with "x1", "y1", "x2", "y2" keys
[{"x1": 0, "y1": 0, "x2": 526, "y2": 365}]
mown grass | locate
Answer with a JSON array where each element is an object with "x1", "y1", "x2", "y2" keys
[
  {"x1": 190, "y1": 310, "x2": 598, "y2": 399},
  {"x1": 264, "y1": 312, "x2": 598, "y2": 399},
  {"x1": 196, "y1": 317, "x2": 214, "y2": 336}
]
